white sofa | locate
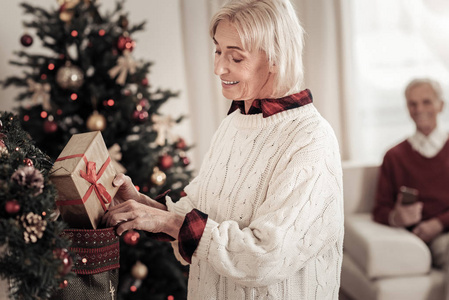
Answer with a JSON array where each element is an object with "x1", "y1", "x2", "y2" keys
[{"x1": 340, "y1": 162, "x2": 445, "y2": 300}]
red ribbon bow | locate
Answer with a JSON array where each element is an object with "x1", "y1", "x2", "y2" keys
[
  {"x1": 55, "y1": 154, "x2": 112, "y2": 211},
  {"x1": 79, "y1": 158, "x2": 112, "y2": 211}
]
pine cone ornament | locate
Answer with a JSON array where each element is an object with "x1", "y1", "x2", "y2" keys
[
  {"x1": 20, "y1": 212, "x2": 47, "y2": 243},
  {"x1": 11, "y1": 166, "x2": 45, "y2": 195},
  {"x1": 0, "y1": 146, "x2": 8, "y2": 156}
]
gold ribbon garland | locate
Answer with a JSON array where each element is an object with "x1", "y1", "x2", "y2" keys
[
  {"x1": 152, "y1": 115, "x2": 177, "y2": 146},
  {"x1": 108, "y1": 143, "x2": 127, "y2": 174},
  {"x1": 27, "y1": 78, "x2": 51, "y2": 111},
  {"x1": 108, "y1": 50, "x2": 137, "y2": 85}
]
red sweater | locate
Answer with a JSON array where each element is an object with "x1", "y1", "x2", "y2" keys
[{"x1": 373, "y1": 139, "x2": 449, "y2": 229}]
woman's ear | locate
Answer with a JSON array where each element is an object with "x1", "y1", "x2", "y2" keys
[{"x1": 269, "y1": 63, "x2": 278, "y2": 74}]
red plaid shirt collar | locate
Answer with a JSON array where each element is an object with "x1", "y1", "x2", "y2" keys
[{"x1": 227, "y1": 89, "x2": 313, "y2": 118}]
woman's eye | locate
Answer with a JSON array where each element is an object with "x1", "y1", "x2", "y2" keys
[
  {"x1": 233, "y1": 58, "x2": 242, "y2": 63},
  {"x1": 215, "y1": 50, "x2": 221, "y2": 55}
]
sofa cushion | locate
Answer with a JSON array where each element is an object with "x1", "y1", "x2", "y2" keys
[
  {"x1": 341, "y1": 253, "x2": 445, "y2": 300},
  {"x1": 344, "y1": 213, "x2": 431, "y2": 278}
]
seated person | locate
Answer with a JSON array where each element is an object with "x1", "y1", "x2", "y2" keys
[{"x1": 372, "y1": 78, "x2": 449, "y2": 271}]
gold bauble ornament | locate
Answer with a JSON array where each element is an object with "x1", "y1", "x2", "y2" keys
[
  {"x1": 58, "y1": 0, "x2": 80, "y2": 22},
  {"x1": 131, "y1": 261, "x2": 148, "y2": 280},
  {"x1": 86, "y1": 111, "x2": 106, "y2": 131},
  {"x1": 57, "y1": 0, "x2": 90, "y2": 22},
  {"x1": 56, "y1": 61, "x2": 84, "y2": 90},
  {"x1": 150, "y1": 167, "x2": 166, "y2": 186}
]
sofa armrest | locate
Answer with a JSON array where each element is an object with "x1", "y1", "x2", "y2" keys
[{"x1": 344, "y1": 213, "x2": 431, "y2": 279}]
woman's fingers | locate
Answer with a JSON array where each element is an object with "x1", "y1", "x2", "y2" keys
[
  {"x1": 103, "y1": 201, "x2": 174, "y2": 236},
  {"x1": 112, "y1": 173, "x2": 126, "y2": 187},
  {"x1": 106, "y1": 211, "x2": 133, "y2": 227},
  {"x1": 115, "y1": 218, "x2": 147, "y2": 236},
  {"x1": 111, "y1": 174, "x2": 140, "y2": 206},
  {"x1": 103, "y1": 200, "x2": 139, "y2": 225}
]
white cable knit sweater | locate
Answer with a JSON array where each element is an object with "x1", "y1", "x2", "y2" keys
[{"x1": 167, "y1": 103, "x2": 344, "y2": 300}]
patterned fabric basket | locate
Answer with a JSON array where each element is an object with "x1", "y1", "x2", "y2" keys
[{"x1": 51, "y1": 227, "x2": 120, "y2": 300}]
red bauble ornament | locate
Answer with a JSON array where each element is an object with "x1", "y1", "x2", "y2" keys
[
  {"x1": 132, "y1": 110, "x2": 149, "y2": 122},
  {"x1": 159, "y1": 154, "x2": 173, "y2": 170},
  {"x1": 180, "y1": 191, "x2": 187, "y2": 197},
  {"x1": 43, "y1": 120, "x2": 58, "y2": 133},
  {"x1": 53, "y1": 248, "x2": 73, "y2": 276},
  {"x1": 20, "y1": 34, "x2": 33, "y2": 47},
  {"x1": 176, "y1": 138, "x2": 186, "y2": 150},
  {"x1": 182, "y1": 156, "x2": 190, "y2": 166},
  {"x1": 117, "y1": 35, "x2": 135, "y2": 52},
  {"x1": 23, "y1": 158, "x2": 33, "y2": 167},
  {"x1": 141, "y1": 78, "x2": 149, "y2": 86},
  {"x1": 123, "y1": 230, "x2": 140, "y2": 246},
  {"x1": 60, "y1": 280, "x2": 68, "y2": 289},
  {"x1": 139, "y1": 99, "x2": 150, "y2": 110},
  {"x1": 5, "y1": 200, "x2": 21, "y2": 215}
]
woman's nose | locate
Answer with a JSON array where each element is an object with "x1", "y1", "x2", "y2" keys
[{"x1": 214, "y1": 56, "x2": 228, "y2": 76}]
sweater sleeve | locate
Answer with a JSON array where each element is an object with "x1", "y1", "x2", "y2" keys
[
  {"x1": 192, "y1": 144, "x2": 343, "y2": 288},
  {"x1": 166, "y1": 176, "x2": 205, "y2": 264},
  {"x1": 372, "y1": 153, "x2": 397, "y2": 225}
]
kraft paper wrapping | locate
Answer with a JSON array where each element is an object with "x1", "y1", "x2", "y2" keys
[{"x1": 50, "y1": 131, "x2": 119, "y2": 229}]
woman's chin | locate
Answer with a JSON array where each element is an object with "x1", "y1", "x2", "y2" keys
[{"x1": 221, "y1": 90, "x2": 236, "y2": 100}]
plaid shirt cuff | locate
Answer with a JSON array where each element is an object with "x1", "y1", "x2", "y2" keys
[
  {"x1": 145, "y1": 190, "x2": 174, "y2": 242},
  {"x1": 178, "y1": 209, "x2": 208, "y2": 264},
  {"x1": 153, "y1": 189, "x2": 171, "y2": 205}
]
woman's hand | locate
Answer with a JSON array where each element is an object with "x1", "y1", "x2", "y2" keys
[
  {"x1": 111, "y1": 173, "x2": 166, "y2": 210},
  {"x1": 412, "y1": 218, "x2": 444, "y2": 243},
  {"x1": 102, "y1": 200, "x2": 184, "y2": 238}
]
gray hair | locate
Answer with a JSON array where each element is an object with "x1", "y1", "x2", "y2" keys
[
  {"x1": 405, "y1": 78, "x2": 444, "y2": 101},
  {"x1": 210, "y1": 0, "x2": 305, "y2": 98}
]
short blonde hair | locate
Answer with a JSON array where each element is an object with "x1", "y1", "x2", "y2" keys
[
  {"x1": 210, "y1": 0, "x2": 305, "y2": 98},
  {"x1": 405, "y1": 78, "x2": 444, "y2": 101}
]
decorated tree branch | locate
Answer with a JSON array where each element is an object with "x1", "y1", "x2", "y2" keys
[{"x1": 0, "y1": 112, "x2": 72, "y2": 300}]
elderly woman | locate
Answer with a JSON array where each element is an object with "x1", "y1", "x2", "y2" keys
[{"x1": 104, "y1": 0, "x2": 343, "y2": 299}]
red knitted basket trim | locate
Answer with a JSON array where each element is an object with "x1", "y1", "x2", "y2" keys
[
  {"x1": 70, "y1": 244, "x2": 119, "y2": 272},
  {"x1": 70, "y1": 242, "x2": 118, "y2": 254},
  {"x1": 62, "y1": 228, "x2": 120, "y2": 275},
  {"x1": 72, "y1": 262, "x2": 120, "y2": 275},
  {"x1": 61, "y1": 227, "x2": 119, "y2": 248}
]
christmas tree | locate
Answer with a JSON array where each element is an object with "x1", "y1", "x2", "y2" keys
[
  {"x1": 2, "y1": 1, "x2": 192, "y2": 299},
  {"x1": 0, "y1": 112, "x2": 72, "y2": 299}
]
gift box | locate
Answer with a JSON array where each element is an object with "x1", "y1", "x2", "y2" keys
[
  {"x1": 50, "y1": 131, "x2": 119, "y2": 229},
  {"x1": 51, "y1": 227, "x2": 120, "y2": 300}
]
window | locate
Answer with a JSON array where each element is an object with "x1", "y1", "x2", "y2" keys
[{"x1": 347, "y1": 0, "x2": 449, "y2": 163}]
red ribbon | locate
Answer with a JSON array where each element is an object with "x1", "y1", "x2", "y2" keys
[{"x1": 55, "y1": 154, "x2": 112, "y2": 211}]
